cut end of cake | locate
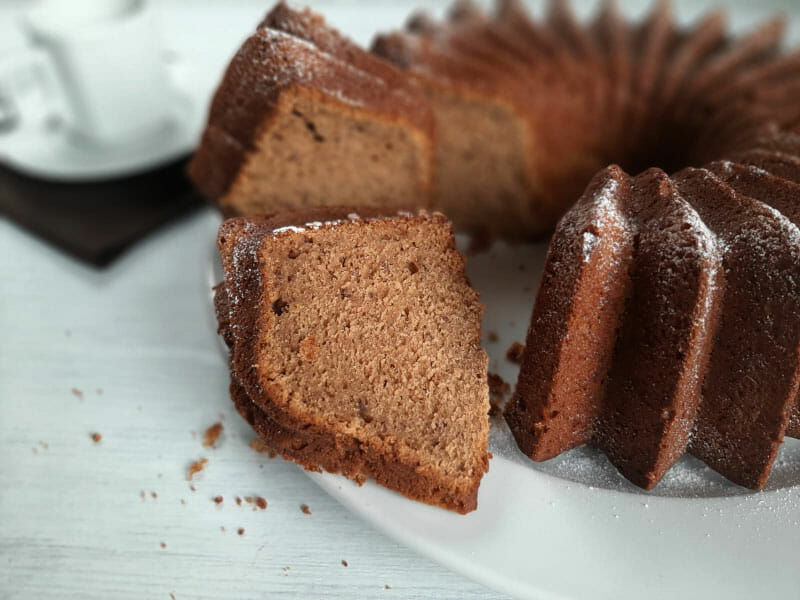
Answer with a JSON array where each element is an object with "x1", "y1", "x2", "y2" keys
[
  {"x1": 188, "y1": 4, "x2": 435, "y2": 218},
  {"x1": 216, "y1": 208, "x2": 490, "y2": 513}
]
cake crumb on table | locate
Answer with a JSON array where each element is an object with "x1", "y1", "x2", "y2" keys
[
  {"x1": 237, "y1": 528, "x2": 245, "y2": 536},
  {"x1": 160, "y1": 542, "x2": 166, "y2": 549},
  {"x1": 235, "y1": 497, "x2": 242, "y2": 506},
  {"x1": 506, "y1": 341, "x2": 525, "y2": 364},
  {"x1": 90, "y1": 432, "x2": 102, "y2": 443},
  {"x1": 213, "y1": 496, "x2": 223, "y2": 505},
  {"x1": 186, "y1": 458, "x2": 208, "y2": 481},
  {"x1": 487, "y1": 331, "x2": 499, "y2": 342},
  {"x1": 255, "y1": 497, "x2": 267, "y2": 510},
  {"x1": 202, "y1": 422, "x2": 223, "y2": 448},
  {"x1": 385, "y1": 585, "x2": 392, "y2": 590},
  {"x1": 300, "y1": 504, "x2": 311, "y2": 515},
  {"x1": 341, "y1": 559, "x2": 348, "y2": 567},
  {"x1": 71, "y1": 387, "x2": 83, "y2": 400},
  {"x1": 151, "y1": 491, "x2": 158, "y2": 499}
]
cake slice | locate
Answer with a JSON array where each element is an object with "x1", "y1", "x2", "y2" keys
[
  {"x1": 505, "y1": 166, "x2": 635, "y2": 460},
  {"x1": 674, "y1": 168, "x2": 800, "y2": 488},
  {"x1": 215, "y1": 208, "x2": 490, "y2": 513},
  {"x1": 188, "y1": 7, "x2": 434, "y2": 217}
]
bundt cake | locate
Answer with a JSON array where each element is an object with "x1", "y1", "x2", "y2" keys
[
  {"x1": 194, "y1": 0, "x2": 800, "y2": 494},
  {"x1": 214, "y1": 208, "x2": 490, "y2": 513}
]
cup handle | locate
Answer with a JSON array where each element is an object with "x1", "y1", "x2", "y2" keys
[{"x1": 0, "y1": 47, "x2": 67, "y2": 134}]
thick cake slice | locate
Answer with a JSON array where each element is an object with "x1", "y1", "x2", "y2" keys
[
  {"x1": 592, "y1": 169, "x2": 723, "y2": 489},
  {"x1": 215, "y1": 208, "x2": 490, "y2": 513},
  {"x1": 189, "y1": 8, "x2": 434, "y2": 217},
  {"x1": 505, "y1": 166, "x2": 635, "y2": 460},
  {"x1": 674, "y1": 168, "x2": 800, "y2": 488}
]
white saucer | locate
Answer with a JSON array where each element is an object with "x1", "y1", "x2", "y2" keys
[{"x1": 0, "y1": 61, "x2": 205, "y2": 182}]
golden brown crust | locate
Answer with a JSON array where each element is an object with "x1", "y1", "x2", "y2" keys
[{"x1": 230, "y1": 378, "x2": 479, "y2": 513}]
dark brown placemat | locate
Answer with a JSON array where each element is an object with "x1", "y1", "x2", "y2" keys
[{"x1": 0, "y1": 155, "x2": 205, "y2": 266}]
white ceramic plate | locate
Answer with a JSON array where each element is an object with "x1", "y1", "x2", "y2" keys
[{"x1": 211, "y1": 234, "x2": 800, "y2": 600}]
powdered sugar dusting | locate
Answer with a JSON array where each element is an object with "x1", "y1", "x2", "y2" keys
[
  {"x1": 489, "y1": 422, "x2": 800, "y2": 498},
  {"x1": 271, "y1": 211, "x2": 406, "y2": 235},
  {"x1": 250, "y1": 28, "x2": 377, "y2": 107},
  {"x1": 271, "y1": 225, "x2": 306, "y2": 234},
  {"x1": 581, "y1": 230, "x2": 599, "y2": 261}
]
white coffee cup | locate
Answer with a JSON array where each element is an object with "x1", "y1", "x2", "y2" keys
[{"x1": 20, "y1": 0, "x2": 173, "y2": 146}]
